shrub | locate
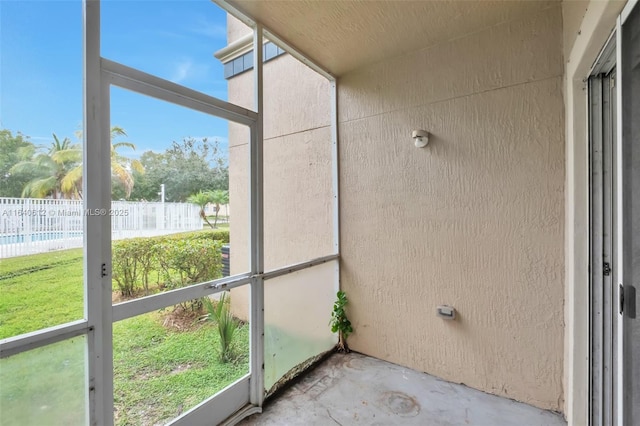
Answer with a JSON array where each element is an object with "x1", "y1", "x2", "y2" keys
[
  {"x1": 111, "y1": 231, "x2": 226, "y2": 301},
  {"x1": 112, "y1": 239, "x2": 143, "y2": 297},
  {"x1": 165, "y1": 229, "x2": 229, "y2": 244},
  {"x1": 156, "y1": 238, "x2": 223, "y2": 311}
]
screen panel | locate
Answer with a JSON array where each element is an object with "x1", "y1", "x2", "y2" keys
[
  {"x1": 0, "y1": 336, "x2": 88, "y2": 426},
  {"x1": 264, "y1": 261, "x2": 337, "y2": 394}
]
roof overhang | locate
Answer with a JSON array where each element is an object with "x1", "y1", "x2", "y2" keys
[{"x1": 217, "y1": 0, "x2": 560, "y2": 77}]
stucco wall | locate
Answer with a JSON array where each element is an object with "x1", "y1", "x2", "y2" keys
[
  {"x1": 227, "y1": 14, "x2": 250, "y2": 44},
  {"x1": 224, "y1": 2, "x2": 566, "y2": 413},
  {"x1": 338, "y1": 4, "x2": 565, "y2": 412},
  {"x1": 227, "y1": 52, "x2": 333, "y2": 319}
]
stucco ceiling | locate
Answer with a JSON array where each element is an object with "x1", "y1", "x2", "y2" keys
[{"x1": 227, "y1": 0, "x2": 559, "y2": 76}]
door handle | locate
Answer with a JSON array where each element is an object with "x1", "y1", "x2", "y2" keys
[{"x1": 622, "y1": 284, "x2": 636, "y2": 319}]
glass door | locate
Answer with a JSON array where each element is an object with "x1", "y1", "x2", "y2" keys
[
  {"x1": 589, "y1": 65, "x2": 617, "y2": 425},
  {"x1": 619, "y1": 2, "x2": 640, "y2": 424}
]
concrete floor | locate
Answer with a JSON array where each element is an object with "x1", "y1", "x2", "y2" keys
[{"x1": 239, "y1": 352, "x2": 566, "y2": 426}]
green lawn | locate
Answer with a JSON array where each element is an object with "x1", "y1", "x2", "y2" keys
[
  {"x1": 0, "y1": 249, "x2": 84, "y2": 339},
  {"x1": 0, "y1": 248, "x2": 249, "y2": 426},
  {"x1": 113, "y1": 313, "x2": 248, "y2": 426}
]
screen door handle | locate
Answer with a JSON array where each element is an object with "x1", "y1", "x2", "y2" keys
[{"x1": 622, "y1": 284, "x2": 636, "y2": 319}]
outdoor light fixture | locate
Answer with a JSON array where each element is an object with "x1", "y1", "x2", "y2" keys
[{"x1": 412, "y1": 129, "x2": 430, "y2": 148}]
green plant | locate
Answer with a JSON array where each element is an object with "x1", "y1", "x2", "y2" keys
[
  {"x1": 208, "y1": 189, "x2": 229, "y2": 227},
  {"x1": 188, "y1": 190, "x2": 215, "y2": 228},
  {"x1": 330, "y1": 290, "x2": 353, "y2": 352},
  {"x1": 156, "y1": 238, "x2": 223, "y2": 311},
  {"x1": 112, "y1": 241, "x2": 142, "y2": 297},
  {"x1": 111, "y1": 230, "x2": 228, "y2": 303},
  {"x1": 112, "y1": 237, "x2": 158, "y2": 297},
  {"x1": 204, "y1": 293, "x2": 240, "y2": 363}
]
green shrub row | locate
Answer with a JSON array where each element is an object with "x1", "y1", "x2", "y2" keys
[{"x1": 112, "y1": 230, "x2": 229, "y2": 305}]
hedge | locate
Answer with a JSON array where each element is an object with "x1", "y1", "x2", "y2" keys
[{"x1": 112, "y1": 229, "x2": 228, "y2": 300}]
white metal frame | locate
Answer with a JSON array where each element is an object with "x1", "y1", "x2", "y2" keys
[
  {"x1": 588, "y1": 57, "x2": 617, "y2": 426},
  {"x1": 0, "y1": 0, "x2": 342, "y2": 424},
  {"x1": 614, "y1": 20, "x2": 624, "y2": 426},
  {"x1": 102, "y1": 59, "x2": 260, "y2": 425}
]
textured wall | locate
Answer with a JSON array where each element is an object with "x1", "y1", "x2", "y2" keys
[
  {"x1": 562, "y1": 1, "x2": 589, "y2": 61},
  {"x1": 227, "y1": 53, "x2": 333, "y2": 319},
  {"x1": 234, "y1": 0, "x2": 558, "y2": 76},
  {"x1": 227, "y1": 14, "x2": 250, "y2": 44},
  {"x1": 338, "y1": 5, "x2": 565, "y2": 412}
]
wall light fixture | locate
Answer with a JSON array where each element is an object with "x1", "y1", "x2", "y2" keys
[{"x1": 412, "y1": 129, "x2": 430, "y2": 148}]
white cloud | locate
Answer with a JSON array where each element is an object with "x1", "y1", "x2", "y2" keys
[
  {"x1": 171, "y1": 60, "x2": 193, "y2": 84},
  {"x1": 169, "y1": 59, "x2": 210, "y2": 84},
  {"x1": 190, "y1": 18, "x2": 227, "y2": 39}
]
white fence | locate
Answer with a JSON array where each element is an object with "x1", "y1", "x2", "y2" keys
[{"x1": 0, "y1": 198, "x2": 202, "y2": 258}]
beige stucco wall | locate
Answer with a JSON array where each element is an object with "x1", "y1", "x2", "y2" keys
[
  {"x1": 338, "y1": 4, "x2": 565, "y2": 412},
  {"x1": 224, "y1": 1, "x2": 574, "y2": 414},
  {"x1": 227, "y1": 14, "x2": 250, "y2": 45},
  {"x1": 226, "y1": 50, "x2": 334, "y2": 319}
]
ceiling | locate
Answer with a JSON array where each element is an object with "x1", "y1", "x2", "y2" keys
[{"x1": 228, "y1": 0, "x2": 559, "y2": 76}]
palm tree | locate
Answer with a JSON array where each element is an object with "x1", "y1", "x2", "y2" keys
[
  {"x1": 11, "y1": 134, "x2": 81, "y2": 199},
  {"x1": 188, "y1": 191, "x2": 215, "y2": 228},
  {"x1": 209, "y1": 189, "x2": 229, "y2": 227},
  {"x1": 62, "y1": 126, "x2": 144, "y2": 198}
]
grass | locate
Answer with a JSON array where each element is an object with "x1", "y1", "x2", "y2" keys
[
  {"x1": 0, "y1": 249, "x2": 84, "y2": 338},
  {"x1": 0, "y1": 247, "x2": 249, "y2": 426},
  {"x1": 114, "y1": 312, "x2": 248, "y2": 425}
]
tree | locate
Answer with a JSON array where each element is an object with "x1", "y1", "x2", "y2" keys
[
  {"x1": 63, "y1": 126, "x2": 144, "y2": 199},
  {"x1": 0, "y1": 130, "x2": 39, "y2": 197},
  {"x1": 209, "y1": 189, "x2": 229, "y2": 227},
  {"x1": 187, "y1": 191, "x2": 214, "y2": 228},
  {"x1": 129, "y1": 137, "x2": 228, "y2": 202},
  {"x1": 11, "y1": 134, "x2": 81, "y2": 199}
]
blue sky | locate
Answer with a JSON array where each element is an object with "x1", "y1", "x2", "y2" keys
[{"x1": 0, "y1": 0, "x2": 232, "y2": 157}]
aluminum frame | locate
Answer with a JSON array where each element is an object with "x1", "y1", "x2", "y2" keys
[
  {"x1": 0, "y1": 320, "x2": 88, "y2": 359},
  {"x1": 614, "y1": 17, "x2": 624, "y2": 426},
  {"x1": 249, "y1": 24, "x2": 266, "y2": 408},
  {"x1": 84, "y1": 2, "x2": 114, "y2": 423},
  {"x1": 589, "y1": 69, "x2": 616, "y2": 426}
]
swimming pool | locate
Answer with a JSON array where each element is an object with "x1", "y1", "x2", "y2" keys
[{"x1": 0, "y1": 231, "x2": 83, "y2": 245}]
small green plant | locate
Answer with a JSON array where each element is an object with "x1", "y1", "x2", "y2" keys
[
  {"x1": 330, "y1": 290, "x2": 353, "y2": 352},
  {"x1": 204, "y1": 292, "x2": 240, "y2": 363}
]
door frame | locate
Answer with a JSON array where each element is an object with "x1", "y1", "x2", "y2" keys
[
  {"x1": 589, "y1": 37, "x2": 618, "y2": 426},
  {"x1": 588, "y1": 1, "x2": 638, "y2": 424}
]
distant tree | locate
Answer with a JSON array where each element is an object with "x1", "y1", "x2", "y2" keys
[
  {"x1": 209, "y1": 189, "x2": 229, "y2": 227},
  {"x1": 187, "y1": 191, "x2": 214, "y2": 228},
  {"x1": 11, "y1": 134, "x2": 81, "y2": 199},
  {"x1": 129, "y1": 137, "x2": 228, "y2": 202},
  {"x1": 64, "y1": 126, "x2": 144, "y2": 199},
  {"x1": 0, "y1": 130, "x2": 39, "y2": 197}
]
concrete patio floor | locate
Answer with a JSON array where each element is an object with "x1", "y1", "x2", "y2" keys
[{"x1": 239, "y1": 352, "x2": 566, "y2": 426}]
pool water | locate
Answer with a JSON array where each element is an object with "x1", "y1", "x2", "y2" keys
[{"x1": 0, "y1": 231, "x2": 83, "y2": 245}]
